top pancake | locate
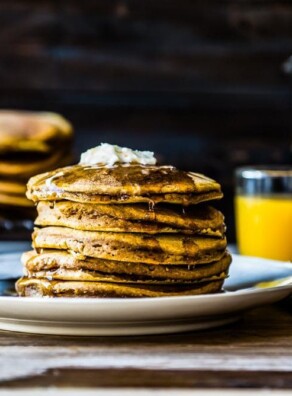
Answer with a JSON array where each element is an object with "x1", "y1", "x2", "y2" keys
[
  {"x1": 27, "y1": 164, "x2": 222, "y2": 205},
  {"x1": 0, "y1": 151, "x2": 73, "y2": 180},
  {"x1": 0, "y1": 110, "x2": 73, "y2": 154}
]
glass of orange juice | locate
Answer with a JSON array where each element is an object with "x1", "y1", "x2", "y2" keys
[{"x1": 235, "y1": 166, "x2": 292, "y2": 261}]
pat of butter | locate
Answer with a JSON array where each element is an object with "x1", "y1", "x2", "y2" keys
[{"x1": 79, "y1": 143, "x2": 157, "y2": 167}]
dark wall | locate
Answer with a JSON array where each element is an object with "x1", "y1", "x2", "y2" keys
[{"x1": 0, "y1": 0, "x2": 292, "y2": 241}]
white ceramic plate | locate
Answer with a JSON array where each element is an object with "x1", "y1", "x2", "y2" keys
[{"x1": 0, "y1": 254, "x2": 291, "y2": 336}]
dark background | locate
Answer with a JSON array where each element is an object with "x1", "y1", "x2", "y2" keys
[{"x1": 0, "y1": 0, "x2": 292, "y2": 241}]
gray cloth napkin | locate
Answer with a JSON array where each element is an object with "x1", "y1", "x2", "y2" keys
[
  {"x1": 0, "y1": 252, "x2": 24, "y2": 279},
  {"x1": 224, "y1": 254, "x2": 292, "y2": 290},
  {"x1": 0, "y1": 242, "x2": 30, "y2": 279}
]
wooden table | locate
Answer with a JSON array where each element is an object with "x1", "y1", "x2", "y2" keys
[{"x1": 0, "y1": 298, "x2": 292, "y2": 393}]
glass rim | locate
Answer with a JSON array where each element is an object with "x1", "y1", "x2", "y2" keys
[{"x1": 236, "y1": 166, "x2": 292, "y2": 179}]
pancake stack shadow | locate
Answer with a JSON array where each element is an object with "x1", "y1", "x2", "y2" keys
[
  {"x1": 16, "y1": 163, "x2": 231, "y2": 297},
  {"x1": 0, "y1": 110, "x2": 73, "y2": 223}
]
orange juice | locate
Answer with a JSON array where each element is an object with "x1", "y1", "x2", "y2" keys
[{"x1": 235, "y1": 195, "x2": 292, "y2": 261}]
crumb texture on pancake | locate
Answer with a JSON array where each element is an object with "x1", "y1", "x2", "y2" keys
[
  {"x1": 32, "y1": 226, "x2": 227, "y2": 264},
  {"x1": 22, "y1": 250, "x2": 231, "y2": 281},
  {"x1": 16, "y1": 277, "x2": 224, "y2": 298},
  {"x1": 35, "y1": 201, "x2": 225, "y2": 236}
]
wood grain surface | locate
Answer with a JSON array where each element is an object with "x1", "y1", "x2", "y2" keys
[
  {"x1": 0, "y1": 299, "x2": 292, "y2": 389},
  {"x1": 1, "y1": 0, "x2": 292, "y2": 90},
  {"x1": 1, "y1": 390, "x2": 292, "y2": 396},
  {"x1": 0, "y1": 1, "x2": 291, "y2": 241}
]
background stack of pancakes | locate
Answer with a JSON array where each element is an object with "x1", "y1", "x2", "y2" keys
[
  {"x1": 16, "y1": 160, "x2": 231, "y2": 297},
  {"x1": 0, "y1": 110, "x2": 73, "y2": 219}
]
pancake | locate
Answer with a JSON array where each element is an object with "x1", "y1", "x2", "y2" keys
[
  {"x1": 0, "y1": 192, "x2": 34, "y2": 207},
  {"x1": 0, "y1": 180, "x2": 27, "y2": 195},
  {"x1": 0, "y1": 110, "x2": 72, "y2": 154},
  {"x1": 16, "y1": 277, "x2": 224, "y2": 297},
  {"x1": 0, "y1": 111, "x2": 74, "y2": 218},
  {"x1": 32, "y1": 226, "x2": 227, "y2": 265},
  {"x1": 23, "y1": 250, "x2": 231, "y2": 281},
  {"x1": 0, "y1": 151, "x2": 73, "y2": 180},
  {"x1": 35, "y1": 201, "x2": 225, "y2": 236},
  {"x1": 0, "y1": 180, "x2": 33, "y2": 207},
  {"x1": 27, "y1": 164, "x2": 223, "y2": 205},
  {"x1": 23, "y1": 268, "x2": 227, "y2": 284}
]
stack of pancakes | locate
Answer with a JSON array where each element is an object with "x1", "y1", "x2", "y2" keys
[
  {"x1": 16, "y1": 163, "x2": 231, "y2": 297},
  {"x1": 0, "y1": 110, "x2": 73, "y2": 218}
]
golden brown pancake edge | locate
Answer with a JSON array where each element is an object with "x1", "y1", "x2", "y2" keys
[
  {"x1": 26, "y1": 164, "x2": 222, "y2": 205},
  {"x1": 35, "y1": 201, "x2": 225, "y2": 236},
  {"x1": 23, "y1": 250, "x2": 231, "y2": 281},
  {"x1": 16, "y1": 277, "x2": 224, "y2": 298},
  {"x1": 32, "y1": 226, "x2": 227, "y2": 264}
]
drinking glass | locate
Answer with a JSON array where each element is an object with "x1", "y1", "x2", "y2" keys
[{"x1": 235, "y1": 166, "x2": 292, "y2": 261}]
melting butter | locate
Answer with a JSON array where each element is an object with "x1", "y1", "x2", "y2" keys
[
  {"x1": 45, "y1": 171, "x2": 64, "y2": 189},
  {"x1": 79, "y1": 143, "x2": 157, "y2": 167}
]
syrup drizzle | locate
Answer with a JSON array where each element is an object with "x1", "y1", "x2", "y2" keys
[{"x1": 148, "y1": 201, "x2": 155, "y2": 212}]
